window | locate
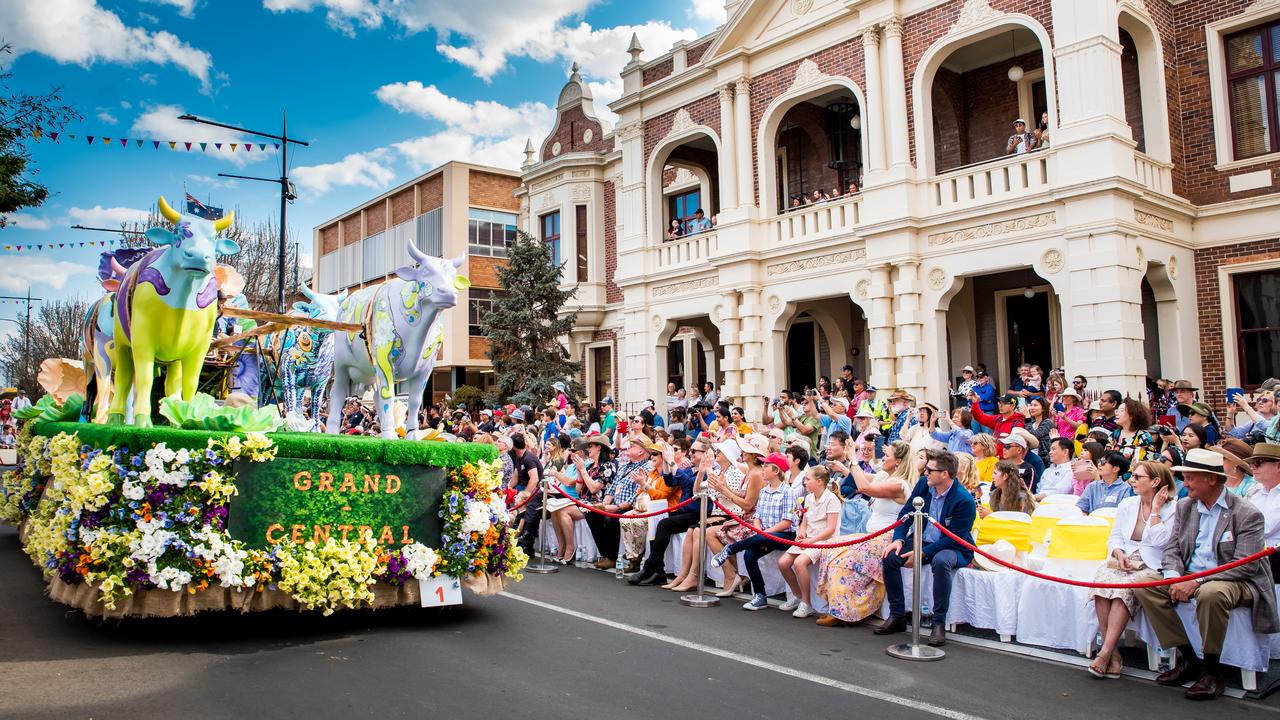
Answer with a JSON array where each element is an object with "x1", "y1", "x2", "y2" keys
[
  {"x1": 541, "y1": 211, "x2": 561, "y2": 266},
  {"x1": 468, "y1": 288, "x2": 507, "y2": 336},
  {"x1": 468, "y1": 208, "x2": 516, "y2": 257},
  {"x1": 1234, "y1": 269, "x2": 1280, "y2": 388},
  {"x1": 1225, "y1": 22, "x2": 1280, "y2": 159},
  {"x1": 667, "y1": 189, "x2": 700, "y2": 236},
  {"x1": 575, "y1": 205, "x2": 589, "y2": 282}
]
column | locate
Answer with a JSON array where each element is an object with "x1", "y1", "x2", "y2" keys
[
  {"x1": 718, "y1": 83, "x2": 739, "y2": 210},
  {"x1": 861, "y1": 25, "x2": 887, "y2": 172},
  {"x1": 682, "y1": 336, "x2": 697, "y2": 394},
  {"x1": 1062, "y1": 231, "x2": 1148, "y2": 398},
  {"x1": 892, "y1": 261, "x2": 926, "y2": 400},
  {"x1": 883, "y1": 17, "x2": 911, "y2": 169},
  {"x1": 734, "y1": 78, "x2": 755, "y2": 209},
  {"x1": 738, "y1": 288, "x2": 765, "y2": 416},
  {"x1": 717, "y1": 292, "x2": 743, "y2": 402},
  {"x1": 866, "y1": 264, "x2": 897, "y2": 389}
]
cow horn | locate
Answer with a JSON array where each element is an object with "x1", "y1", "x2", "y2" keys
[
  {"x1": 449, "y1": 254, "x2": 465, "y2": 269},
  {"x1": 406, "y1": 239, "x2": 428, "y2": 264},
  {"x1": 157, "y1": 196, "x2": 181, "y2": 223},
  {"x1": 109, "y1": 258, "x2": 127, "y2": 278},
  {"x1": 300, "y1": 284, "x2": 316, "y2": 301},
  {"x1": 214, "y1": 211, "x2": 234, "y2": 233}
]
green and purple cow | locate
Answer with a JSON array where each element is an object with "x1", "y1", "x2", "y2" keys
[{"x1": 107, "y1": 196, "x2": 239, "y2": 426}]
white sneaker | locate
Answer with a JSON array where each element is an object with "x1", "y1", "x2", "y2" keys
[
  {"x1": 778, "y1": 597, "x2": 800, "y2": 612},
  {"x1": 792, "y1": 602, "x2": 813, "y2": 618}
]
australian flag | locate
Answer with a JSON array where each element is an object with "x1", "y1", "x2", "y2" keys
[{"x1": 185, "y1": 193, "x2": 224, "y2": 221}]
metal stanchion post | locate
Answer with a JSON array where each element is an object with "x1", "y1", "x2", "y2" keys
[
  {"x1": 680, "y1": 490, "x2": 719, "y2": 607},
  {"x1": 524, "y1": 480, "x2": 558, "y2": 574},
  {"x1": 887, "y1": 497, "x2": 944, "y2": 661}
]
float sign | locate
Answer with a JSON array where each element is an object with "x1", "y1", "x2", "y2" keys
[{"x1": 226, "y1": 458, "x2": 446, "y2": 550}]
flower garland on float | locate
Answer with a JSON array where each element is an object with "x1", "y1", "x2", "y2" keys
[{"x1": 0, "y1": 426, "x2": 525, "y2": 615}]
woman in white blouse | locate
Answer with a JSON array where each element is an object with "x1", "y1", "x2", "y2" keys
[{"x1": 1087, "y1": 460, "x2": 1175, "y2": 679}]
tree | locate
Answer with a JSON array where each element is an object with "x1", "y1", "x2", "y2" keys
[
  {"x1": 480, "y1": 231, "x2": 582, "y2": 406},
  {"x1": 0, "y1": 297, "x2": 90, "y2": 397},
  {"x1": 0, "y1": 42, "x2": 80, "y2": 224}
]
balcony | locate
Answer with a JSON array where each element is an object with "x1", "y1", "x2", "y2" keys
[
  {"x1": 929, "y1": 151, "x2": 1054, "y2": 214},
  {"x1": 1133, "y1": 152, "x2": 1173, "y2": 196},
  {"x1": 653, "y1": 231, "x2": 719, "y2": 270},
  {"x1": 770, "y1": 195, "x2": 861, "y2": 245}
]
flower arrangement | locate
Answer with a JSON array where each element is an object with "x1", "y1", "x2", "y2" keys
[{"x1": 4, "y1": 427, "x2": 522, "y2": 615}]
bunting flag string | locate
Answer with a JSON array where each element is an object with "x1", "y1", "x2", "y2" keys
[
  {"x1": 33, "y1": 128, "x2": 278, "y2": 154},
  {"x1": 0, "y1": 239, "x2": 135, "y2": 254}
]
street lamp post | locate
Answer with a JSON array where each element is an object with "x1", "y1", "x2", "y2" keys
[{"x1": 178, "y1": 112, "x2": 308, "y2": 313}]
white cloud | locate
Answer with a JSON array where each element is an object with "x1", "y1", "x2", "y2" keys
[
  {"x1": 292, "y1": 149, "x2": 396, "y2": 195},
  {"x1": 67, "y1": 205, "x2": 151, "y2": 227},
  {"x1": 0, "y1": 257, "x2": 93, "y2": 293},
  {"x1": 139, "y1": 73, "x2": 158, "y2": 85},
  {"x1": 1, "y1": 213, "x2": 53, "y2": 231},
  {"x1": 262, "y1": 0, "x2": 383, "y2": 34},
  {"x1": 375, "y1": 81, "x2": 553, "y2": 138},
  {"x1": 96, "y1": 110, "x2": 119, "y2": 125},
  {"x1": 0, "y1": 0, "x2": 215, "y2": 91},
  {"x1": 688, "y1": 0, "x2": 724, "y2": 25},
  {"x1": 144, "y1": 0, "x2": 198, "y2": 18},
  {"x1": 130, "y1": 104, "x2": 273, "y2": 167},
  {"x1": 393, "y1": 131, "x2": 530, "y2": 173},
  {"x1": 120, "y1": 100, "x2": 133, "y2": 110}
]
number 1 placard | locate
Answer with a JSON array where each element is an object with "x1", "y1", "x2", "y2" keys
[{"x1": 419, "y1": 576, "x2": 463, "y2": 607}]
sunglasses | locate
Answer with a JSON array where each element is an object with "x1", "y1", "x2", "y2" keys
[{"x1": 1250, "y1": 459, "x2": 1277, "y2": 468}]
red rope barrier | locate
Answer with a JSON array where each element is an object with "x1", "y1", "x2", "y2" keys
[
  {"x1": 711, "y1": 498, "x2": 905, "y2": 549},
  {"x1": 552, "y1": 484, "x2": 699, "y2": 519},
  {"x1": 507, "y1": 492, "x2": 534, "y2": 513},
  {"x1": 928, "y1": 519, "x2": 1276, "y2": 589}
]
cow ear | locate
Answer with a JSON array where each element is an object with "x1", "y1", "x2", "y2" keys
[
  {"x1": 292, "y1": 301, "x2": 311, "y2": 314},
  {"x1": 216, "y1": 238, "x2": 240, "y2": 256},
  {"x1": 102, "y1": 279, "x2": 121, "y2": 292},
  {"x1": 146, "y1": 227, "x2": 175, "y2": 246},
  {"x1": 335, "y1": 289, "x2": 349, "y2": 303},
  {"x1": 394, "y1": 266, "x2": 417, "y2": 282}
]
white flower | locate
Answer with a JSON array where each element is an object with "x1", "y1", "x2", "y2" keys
[
  {"x1": 460, "y1": 500, "x2": 491, "y2": 535},
  {"x1": 152, "y1": 566, "x2": 192, "y2": 591},
  {"x1": 402, "y1": 543, "x2": 439, "y2": 580}
]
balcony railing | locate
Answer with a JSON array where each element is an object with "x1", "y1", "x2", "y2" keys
[
  {"x1": 930, "y1": 151, "x2": 1054, "y2": 213},
  {"x1": 1133, "y1": 152, "x2": 1174, "y2": 195},
  {"x1": 654, "y1": 231, "x2": 719, "y2": 269},
  {"x1": 771, "y1": 195, "x2": 861, "y2": 244}
]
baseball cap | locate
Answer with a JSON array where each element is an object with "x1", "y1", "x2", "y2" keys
[
  {"x1": 600, "y1": 395, "x2": 614, "y2": 405},
  {"x1": 962, "y1": 365, "x2": 975, "y2": 373},
  {"x1": 998, "y1": 393, "x2": 1018, "y2": 404},
  {"x1": 999, "y1": 434, "x2": 1028, "y2": 449},
  {"x1": 762, "y1": 452, "x2": 791, "y2": 473},
  {"x1": 511, "y1": 409, "x2": 526, "y2": 421}
]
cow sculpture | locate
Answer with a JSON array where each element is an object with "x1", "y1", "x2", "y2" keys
[
  {"x1": 260, "y1": 285, "x2": 348, "y2": 431},
  {"x1": 327, "y1": 241, "x2": 465, "y2": 439},
  {"x1": 107, "y1": 196, "x2": 239, "y2": 426},
  {"x1": 80, "y1": 248, "x2": 150, "y2": 423}
]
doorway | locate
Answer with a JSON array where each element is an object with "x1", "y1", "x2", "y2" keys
[
  {"x1": 787, "y1": 319, "x2": 818, "y2": 392},
  {"x1": 995, "y1": 286, "x2": 1062, "y2": 383}
]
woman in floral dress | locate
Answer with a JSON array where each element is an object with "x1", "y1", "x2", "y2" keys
[{"x1": 814, "y1": 440, "x2": 915, "y2": 626}]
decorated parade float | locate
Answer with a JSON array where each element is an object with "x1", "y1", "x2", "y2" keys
[{"x1": 0, "y1": 197, "x2": 524, "y2": 618}]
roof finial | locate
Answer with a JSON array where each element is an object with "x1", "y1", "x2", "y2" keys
[
  {"x1": 627, "y1": 32, "x2": 644, "y2": 64},
  {"x1": 523, "y1": 138, "x2": 535, "y2": 167},
  {"x1": 571, "y1": 61, "x2": 579, "y2": 74}
]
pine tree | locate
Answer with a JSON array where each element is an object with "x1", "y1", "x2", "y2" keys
[{"x1": 481, "y1": 231, "x2": 583, "y2": 405}]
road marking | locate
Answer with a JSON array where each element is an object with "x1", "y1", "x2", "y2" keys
[{"x1": 498, "y1": 591, "x2": 989, "y2": 720}]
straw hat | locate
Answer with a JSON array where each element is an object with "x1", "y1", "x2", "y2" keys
[
  {"x1": 975, "y1": 539, "x2": 1020, "y2": 573},
  {"x1": 1246, "y1": 443, "x2": 1280, "y2": 464},
  {"x1": 1009, "y1": 426, "x2": 1040, "y2": 450},
  {"x1": 1171, "y1": 379, "x2": 1199, "y2": 391},
  {"x1": 1170, "y1": 448, "x2": 1228, "y2": 478}
]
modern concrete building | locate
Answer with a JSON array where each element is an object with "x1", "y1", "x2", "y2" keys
[
  {"x1": 312, "y1": 161, "x2": 520, "y2": 401},
  {"x1": 518, "y1": 0, "x2": 1280, "y2": 418}
]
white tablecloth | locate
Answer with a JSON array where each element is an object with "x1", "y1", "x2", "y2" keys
[
  {"x1": 1017, "y1": 577, "x2": 1097, "y2": 653},
  {"x1": 948, "y1": 568, "x2": 1023, "y2": 638},
  {"x1": 1134, "y1": 602, "x2": 1270, "y2": 673}
]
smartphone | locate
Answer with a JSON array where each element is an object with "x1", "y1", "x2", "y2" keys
[{"x1": 1226, "y1": 387, "x2": 1245, "y2": 406}]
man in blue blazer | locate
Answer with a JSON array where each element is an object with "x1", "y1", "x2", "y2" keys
[{"x1": 874, "y1": 449, "x2": 976, "y2": 646}]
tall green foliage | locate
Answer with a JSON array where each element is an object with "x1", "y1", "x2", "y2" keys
[{"x1": 480, "y1": 231, "x2": 583, "y2": 405}]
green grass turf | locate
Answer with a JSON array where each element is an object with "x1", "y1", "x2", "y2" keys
[{"x1": 30, "y1": 422, "x2": 497, "y2": 468}]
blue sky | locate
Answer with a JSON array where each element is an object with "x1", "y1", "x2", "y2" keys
[{"x1": 0, "y1": 0, "x2": 723, "y2": 314}]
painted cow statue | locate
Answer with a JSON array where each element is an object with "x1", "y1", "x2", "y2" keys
[
  {"x1": 327, "y1": 241, "x2": 465, "y2": 439},
  {"x1": 259, "y1": 285, "x2": 348, "y2": 431},
  {"x1": 80, "y1": 248, "x2": 150, "y2": 423},
  {"x1": 108, "y1": 196, "x2": 239, "y2": 426}
]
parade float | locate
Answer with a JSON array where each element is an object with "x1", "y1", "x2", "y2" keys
[{"x1": 0, "y1": 197, "x2": 524, "y2": 618}]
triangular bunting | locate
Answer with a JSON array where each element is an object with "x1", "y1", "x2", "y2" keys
[
  {"x1": 246, "y1": 143, "x2": 253, "y2": 152},
  {"x1": 50, "y1": 132, "x2": 59, "y2": 142},
  {"x1": 36, "y1": 245, "x2": 42, "y2": 250},
  {"x1": 135, "y1": 139, "x2": 143, "y2": 148},
  {"x1": 200, "y1": 142, "x2": 207, "y2": 152},
  {"x1": 184, "y1": 142, "x2": 192, "y2": 151},
  {"x1": 58, "y1": 243, "x2": 64, "y2": 248},
  {"x1": 259, "y1": 143, "x2": 267, "y2": 151},
  {"x1": 102, "y1": 137, "x2": 111, "y2": 145},
  {"x1": 66, "y1": 134, "x2": 76, "y2": 141},
  {"x1": 87, "y1": 136, "x2": 95, "y2": 145},
  {"x1": 32, "y1": 128, "x2": 41, "y2": 140},
  {"x1": 230, "y1": 143, "x2": 237, "y2": 151},
  {"x1": 168, "y1": 142, "x2": 176, "y2": 150},
  {"x1": 119, "y1": 138, "x2": 128, "y2": 147},
  {"x1": 215, "y1": 143, "x2": 222, "y2": 150},
  {"x1": 153, "y1": 141, "x2": 160, "y2": 149},
  {"x1": 273, "y1": 143, "x2": 280, "y2": 150}
]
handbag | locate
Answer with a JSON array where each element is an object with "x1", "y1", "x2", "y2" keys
[{"x1": 839, "y1": 496, "x2": 872, "y2": 535}]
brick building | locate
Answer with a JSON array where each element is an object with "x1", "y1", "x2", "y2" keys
[
  {"x1": 519, "y1": 0, "x2": 1280, "y2": 419},
  {"x1": 312, "y1": 161, "x2": 520, "y2": 401}
]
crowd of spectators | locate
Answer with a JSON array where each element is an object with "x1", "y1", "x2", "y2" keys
[{"x1": 441, "y1": 365, "x2": 1280, "y2": 701}]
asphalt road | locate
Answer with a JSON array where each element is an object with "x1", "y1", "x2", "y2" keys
[{"x1": 2, "y1": 525, "x2": 1278, "y2": 720}]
